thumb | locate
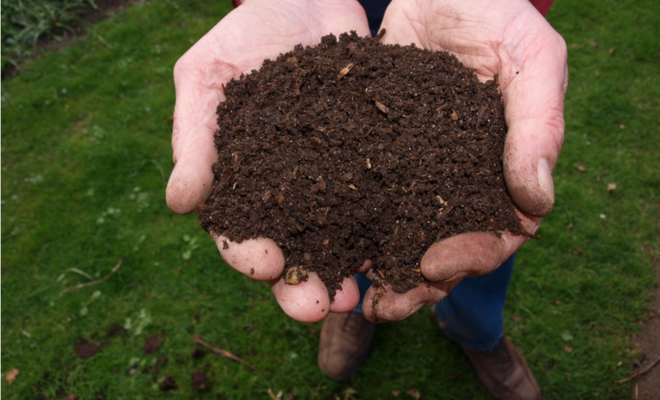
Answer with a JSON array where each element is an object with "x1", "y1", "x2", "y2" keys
[
  {"x1": 501, "y1": 21, "x2": 568, "y2": 217},
  {"x1": 166, "y1": 59, "x2": 235, "y2": 214}
]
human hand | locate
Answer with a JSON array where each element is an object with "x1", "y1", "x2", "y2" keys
[
  {"x1": 360, "y1": 0, "x2": 568, "y2": 322},
  {"x1": 166, "y1": 0, "x2": 370, "y2": 323}
]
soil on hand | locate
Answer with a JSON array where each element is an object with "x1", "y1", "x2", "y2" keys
[{"x1": 199, "y1": 32, "x2": 525, "y2": 300}]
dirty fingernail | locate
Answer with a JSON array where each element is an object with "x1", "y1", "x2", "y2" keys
[{"x1": 537, "y1": 157, "x2": 554, "y2": 208}]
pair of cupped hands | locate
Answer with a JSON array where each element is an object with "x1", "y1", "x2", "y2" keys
[{"x1": 166, "y1": 0, "x2": 567, "y2": 323}]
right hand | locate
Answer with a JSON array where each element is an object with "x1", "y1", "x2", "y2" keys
[{"x1": 166, "y1": 0, "x2": 371, "y2": 323}]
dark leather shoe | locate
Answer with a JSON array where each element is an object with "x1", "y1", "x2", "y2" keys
[
  {"x1": 318, "y1": 311, "x2": 376, "y2": 382},
  {"x1": 431, "y1": 306, "x2": 541, "y2": 400},
  {"x1": 462, "y1": 337, "x2": 541, "y2": 400}
]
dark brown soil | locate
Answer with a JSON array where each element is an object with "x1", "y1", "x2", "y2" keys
[
  {"x1": 199, "y1": 31, "x2": 525, "y2": 299},
  {"x1": 143, "y1": 333, "x2": 165, "y2": 354},
  {"x1": 633, "y1": 260, "x2": 660, "y2": 399}
]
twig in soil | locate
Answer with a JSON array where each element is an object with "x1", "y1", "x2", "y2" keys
[
  {"x1": 337, "y1": 63, "x2": 354, "y2": 80},
  {"x1": 60, "y1": 258, "x2": 122, "y2": 295},
  {"x1": 193, "y1": 334, "x2": 257, "y2": 371},
  {"x1": 616, "y1": 355, "x2": 660, "y2": 384}
]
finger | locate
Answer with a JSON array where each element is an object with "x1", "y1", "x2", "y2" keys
[
  {"x1": 269, "y1": 271, "x2": 330, "y2": 323},
  {"x1": 356, "y1": 259, "x2": 373, "y2": 274},
  {"x1": 361, "y1": 281, "x2": 455, "y2": 323},
  {"x1": 166, "y1": 55, "x2": 236, "y2": 214},
  {"x1": 328, "y1": 275, "x2": 360, "y2": 313},
  {"x1": 215, "y1": 235, "x2": 285, "y2": 281},
  {"x1": 501, "y1": 18, "x2": 568, "y2": 217},
  {"x1": 420, "y1": 214, "x2": 541, "y2": 282}
]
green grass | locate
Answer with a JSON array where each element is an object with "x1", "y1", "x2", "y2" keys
[{"x1": 1, "y1": 0, "x2": 659, "y2": 398}]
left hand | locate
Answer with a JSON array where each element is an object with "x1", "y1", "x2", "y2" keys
[{"x1": 360, "y1": 0, "x2": 568, "y2": 322}]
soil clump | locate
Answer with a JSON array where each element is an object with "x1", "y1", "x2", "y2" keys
[{"x1": 199, "y1": 31, "x2": 525, "y2": 300}]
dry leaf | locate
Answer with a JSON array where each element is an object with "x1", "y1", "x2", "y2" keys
[
  {"x1": 564, "y1": 345, "x2": 573, "y2": 353},
  {"x1": 392, "y1": 391, "x2": 401, "y2": 397},
  {"x1": 566, "y1": 223, "x2": 574, "y2": 230},
  {"x1": 607, "y1": 182, "x2": 617, "y2": 192},
  {"x1": 408, "y1": 389, "x2": 421, "y2": 399},
  {"x1": 609, "y1": 47, "x2": 616, "y2": 56},
  {"x1": 619, "y1": 124, "x2": 626, "y2": 129},
  {"x1": 573, "y1": 247, "x2": 583, "y2": 255},
  {"x1": 5, "y1": 369, "x2": 19, "y2": 385},
  {"x1": 576, "y1": 164, "x2": 585, "y2": 172}
]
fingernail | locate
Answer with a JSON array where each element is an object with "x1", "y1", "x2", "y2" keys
[{"x1": 537, "y1": 157, "x2": 555, "y2": 207}]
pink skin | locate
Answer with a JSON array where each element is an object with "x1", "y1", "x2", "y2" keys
[
  {"x1": 166, "y1": 0, "x2": 567, "y2": 323},
  {"x1": 361, "y1": 0, "x2": 567, "y2": 322},
  {"x1": 167, "y1": 0, "x2": 370, "y2": 323}
]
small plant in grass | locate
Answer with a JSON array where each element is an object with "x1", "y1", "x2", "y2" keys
[{"x1": 1, "y1": 0, "x2": 98, "y2": 75}]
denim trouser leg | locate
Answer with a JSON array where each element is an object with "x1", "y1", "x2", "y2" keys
[
  {"x1": 433, "y1": 254, "x2": 516, "y2": 351},
  {"x1": 352, "y1": 254, "x2": 516, "y2": 352}
]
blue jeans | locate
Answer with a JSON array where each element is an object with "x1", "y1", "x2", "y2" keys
[{"x1": 353, "y1": 254, "x2": 516, "y2": 352}]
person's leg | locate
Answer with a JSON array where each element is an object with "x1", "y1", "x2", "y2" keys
[
  {"x1": 352, "y1": 272, "x2": 373, "y2": 313},
  {"x1": 357, "y1": 0, "x2": 392, "y2": 37},
  {"x1": 431, "y1": 254, "x2": 541, "y2": 399},
  {"x1": 318, "y1": 272, "x2": 375, "y2": 381},
  {"x1": 433, "y1": 254, "x2": 516, "y2": 351}
]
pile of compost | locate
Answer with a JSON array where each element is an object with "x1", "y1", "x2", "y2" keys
[{"x1": 199, "y1": 31, "x2": 524, "y2": 300}]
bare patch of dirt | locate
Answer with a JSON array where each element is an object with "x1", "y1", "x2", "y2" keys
[{"x1": 633, "y1": 259, "x2": 660, "y2": 399}]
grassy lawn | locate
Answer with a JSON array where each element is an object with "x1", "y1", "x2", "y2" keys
[{"x1": 2, "y1": 0, "x2": 658, "y2": 398}]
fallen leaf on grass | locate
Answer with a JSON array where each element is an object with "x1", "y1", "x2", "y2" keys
[
  {"x1": 75, "y1": 342, "x2": 100, "y2": 358},
  {"x1": 343, "y1": 388, "x2": 358, "y2": 400},
  {"x1": 143, "y1": 333, "x2": 165, "y2": 354},
  {"x1": 106, "y1": 324, "x2": 124, "y2": 337},
  {"x1": 392, "y1": 391, "x2": 400, "y2": 397},
  {"x1": 268, "y1": 388, "x2": 283, "y2": 400},
  {"x1": 159, "y1": 375, "x2": 177, "y2": 391},
  {"x1": 5, "y1": 368, "x2": 19, "y2": 385},
  {"x1": 191, "y1": 371, "x2": 209, "y2": 392},
  {"x1": 575, "y1": 164, "x2": 585, "y2": 172},
  {"x1": 564, "y1": 345, "x2": 573, "y2": 353},
  {"x1": 573, "y1": 247, "x2": 583, "y2": 255},
  {"x1": 408, "y1": 388, "x2": 421, "y2": 399},
  {"x1": 609, "y1": 47, "x2": 616, "y2": 55},
  {"x1": 607, "y1": 182, "x2": 617, "y2": 192}
]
